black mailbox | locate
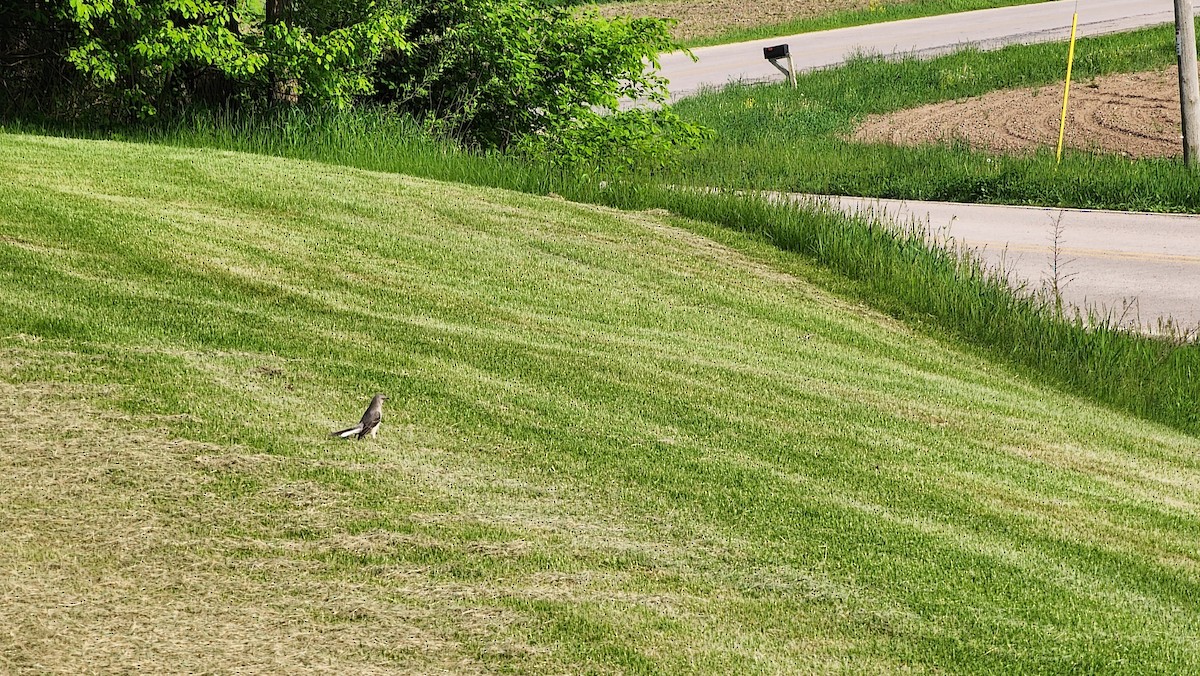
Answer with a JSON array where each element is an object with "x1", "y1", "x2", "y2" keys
[{"x1": 763, "y1": 44, "x2": 790, "y2": 60}]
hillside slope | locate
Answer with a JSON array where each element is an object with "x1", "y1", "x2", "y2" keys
[{"x1": 1, "y1": 133, "x2": 1198, "y2": 673}]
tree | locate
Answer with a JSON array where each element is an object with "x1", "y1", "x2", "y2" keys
[
  {"x1": 1, "y1": 1, "x2": 83, "y2": 116},
  {"x1": 1, "y1": 0, "x2": 411, "y2": 119}
]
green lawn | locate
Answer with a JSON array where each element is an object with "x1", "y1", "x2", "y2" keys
[{"x1": 2, "y1": 133, "x2": 1199, "y2": 673}]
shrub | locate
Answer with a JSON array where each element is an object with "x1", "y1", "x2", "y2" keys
[{"x1": 377, "y1": 0, "x2": 710, "y2": 170}]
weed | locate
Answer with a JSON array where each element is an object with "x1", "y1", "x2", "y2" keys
[{"x1": 1043, "y1": 210, "x2": 1077, "y2": 319}]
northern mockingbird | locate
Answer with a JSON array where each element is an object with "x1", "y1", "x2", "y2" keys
[{"x1": 332, "y1": 394, "x2": 387, "y2": 440}]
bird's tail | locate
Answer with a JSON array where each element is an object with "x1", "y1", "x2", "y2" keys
[{"x1": 331, "y1": 426, "x2": 363, "y2": 439}]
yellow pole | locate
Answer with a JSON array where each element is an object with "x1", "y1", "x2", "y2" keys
[{"x1": 1056, "y1": 12, "x2": 1079, "y2": 164}]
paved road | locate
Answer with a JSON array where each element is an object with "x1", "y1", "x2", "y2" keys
[
  {"x1": 659, "y1": 0, "x2": 1174, "y2": 100},
  {"x1": 802, "y1": 196, "x2": 1200, "y2": 332}
]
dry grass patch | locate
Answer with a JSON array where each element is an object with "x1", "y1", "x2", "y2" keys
[
  {"x1": 0, "y1": 359, "x2": 517, "y2": 671},
  {"x1": 0, "y1": 368, "x2": 487, "y2": 674},
  {"x1": 0, "y1": 344, "x2": 770, "y2": 673}
]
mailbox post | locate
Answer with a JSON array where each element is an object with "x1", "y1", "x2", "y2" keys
[{"x1": 763, "y1": 44, "x2": 797, "y2": 88}]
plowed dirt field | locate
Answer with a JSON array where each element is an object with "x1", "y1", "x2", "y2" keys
[
  {"x1": 595, "y1": 0, "x2": 907, "y2": 41},
  {"x1": 854, "y1": 68, "x2": 1184, "y2": 158}
]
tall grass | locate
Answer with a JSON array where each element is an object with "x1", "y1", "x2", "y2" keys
[
  {"x1": 152, "y1": 107, "x2": 558, "y2": 193},
  {"x1": 670, "y1": 23, "x2": 1200, "y2": 213}
]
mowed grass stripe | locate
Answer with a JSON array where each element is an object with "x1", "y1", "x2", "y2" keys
[{"x1": 1, "y1": 133, "x2": 1198, "y2": 673}]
